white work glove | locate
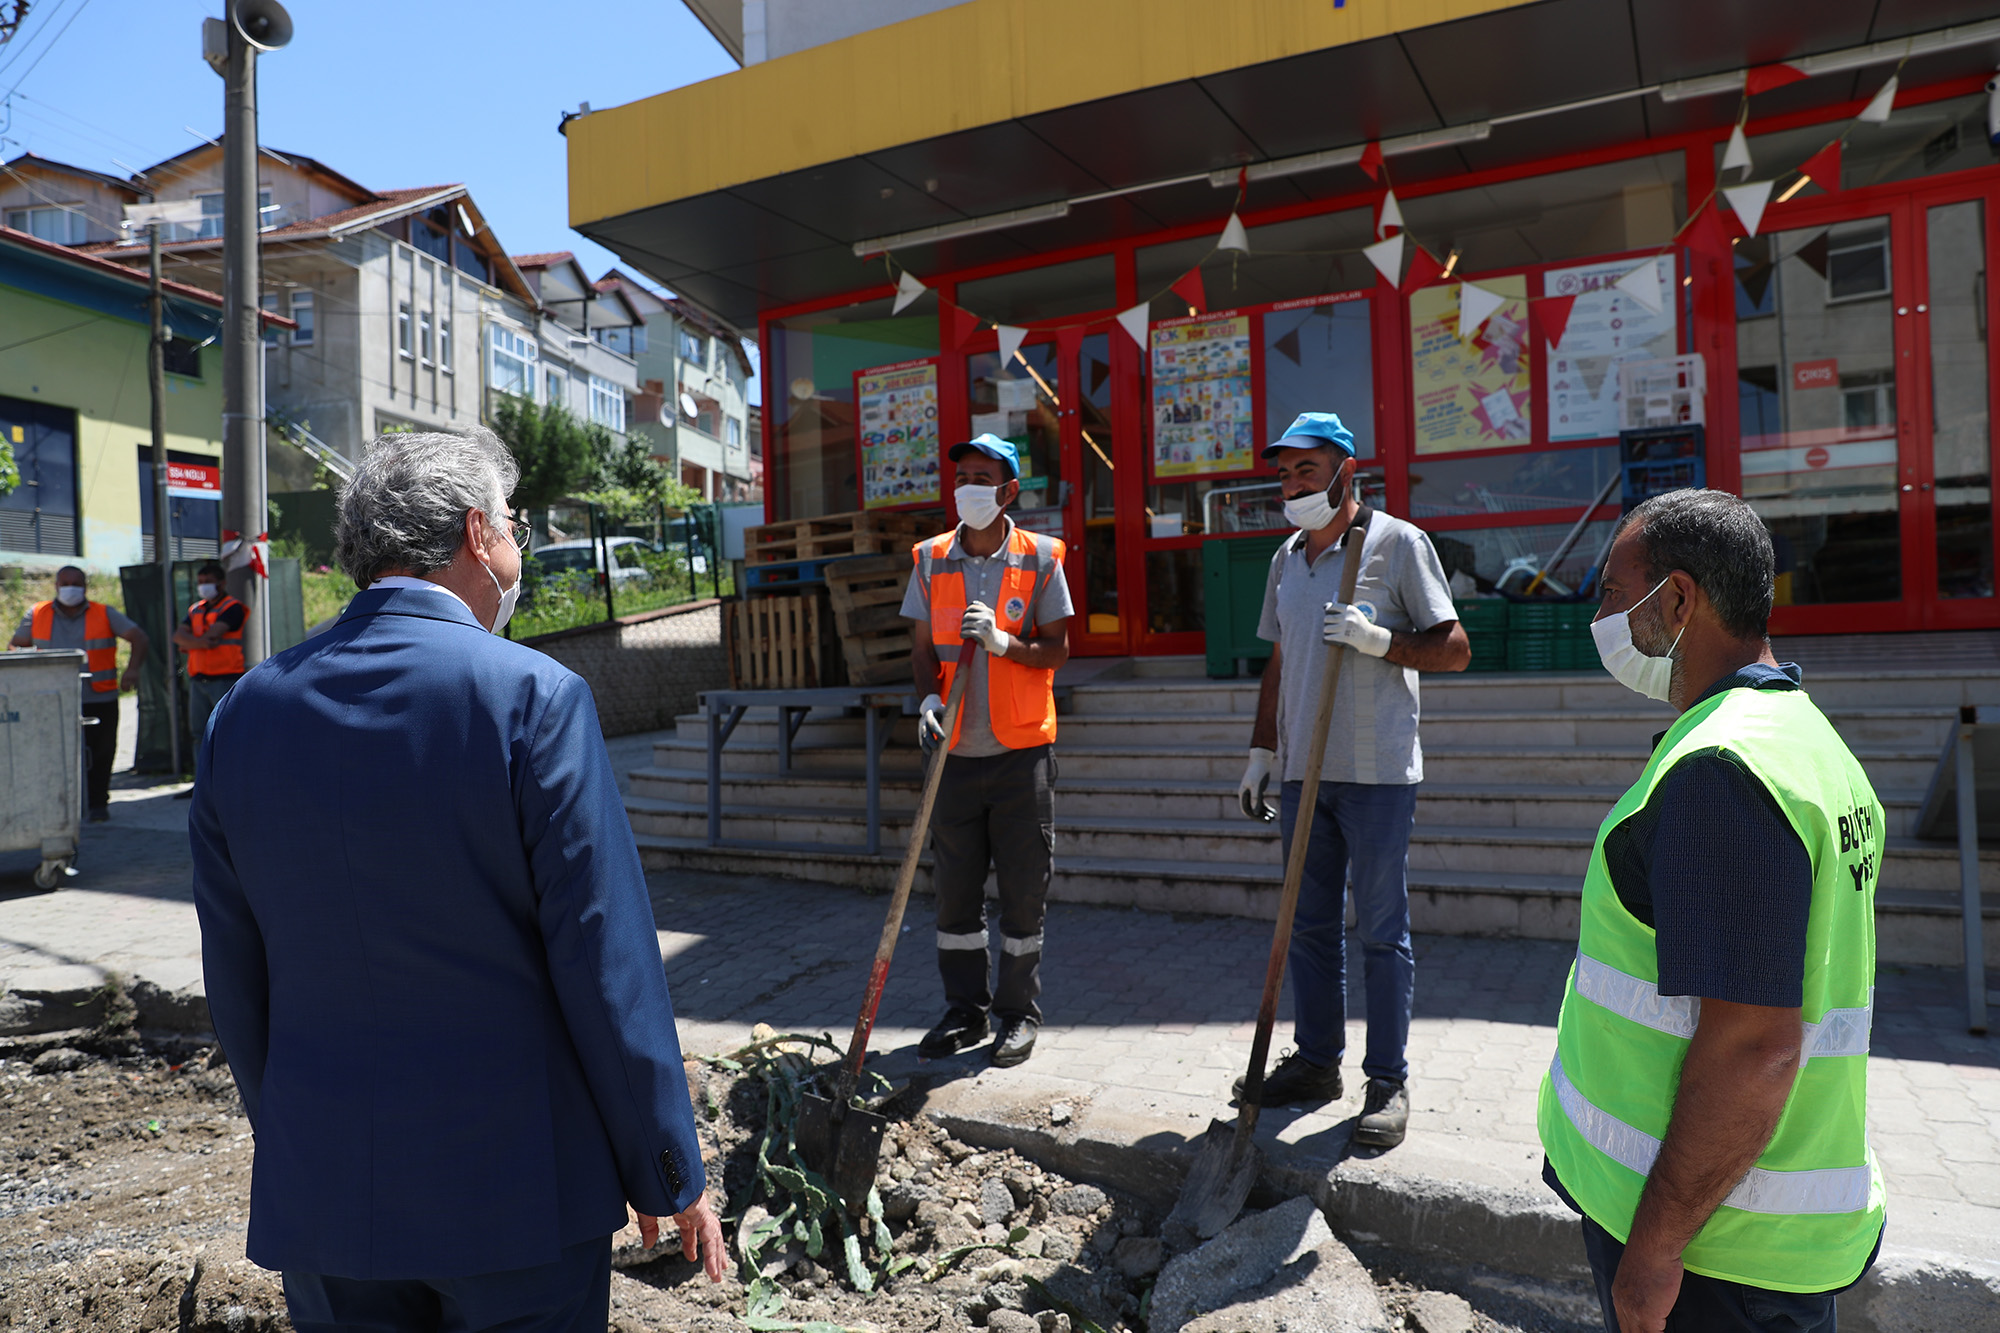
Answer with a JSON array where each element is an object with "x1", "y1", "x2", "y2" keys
[
  {"x1": 1323, "y1": 601, "x2": 1392, "y2": 658},
  {"x1": 918, "y1": 692, "x2": 947, "y2": 754},
  {"x1": 1238, "y1": 746, "x2": 1278, "y2": 822},
  {"x1": 960, "y1": 601, "x2": 1012, "y2": 658}
]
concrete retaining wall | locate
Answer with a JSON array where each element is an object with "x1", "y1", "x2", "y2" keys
[{"x1": 523, "y1": 599, "x2": 728, "y2": 737}]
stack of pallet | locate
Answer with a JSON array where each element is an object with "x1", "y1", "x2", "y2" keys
[
  {"x1": 826, "y1": 556, "x2": 917, "y2": 686},
  {"x1": 743, "y1": 510, "x2": 932, "y2": 591}
]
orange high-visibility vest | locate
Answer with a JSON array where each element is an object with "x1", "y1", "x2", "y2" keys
[
  {"x1": 186, "y1": 595, "x2": 247, "y2": 676},
  {"x1": 30, "y1": 600, "x2": 118, "y2": 693},
  {"x1": 914, "y1": 524, "x2": 1066, "y2": 750}
]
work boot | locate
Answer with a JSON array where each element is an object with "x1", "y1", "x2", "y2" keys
[
  {"x1": 919, "y1": 1006, "x2": 990, "y2": 1059},
  {"x1": 991, "y1": 1016, "x2": 1038, "y2": 1068},
  {"x1": 87, "y1": 807, "x2": 109, "y2": 823},
  {"x1": 1233, "y1": 1050, "x2": 1342, "y2": 1106},
  {"x1": 1354, "y1": 1078, "x2": 1409, "y2": 1148}
]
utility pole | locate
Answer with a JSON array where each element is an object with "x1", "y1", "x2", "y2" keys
[
  {"x1": 211, "y1": 1, "x2": 290, "y2": 666},
  {"x1": 148, "y1": 224, "x2": 183, "y2": 777}
]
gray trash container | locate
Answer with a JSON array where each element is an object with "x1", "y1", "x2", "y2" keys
[{"x1": 0, "y1": 649, "x2": 84, "y2": 888}]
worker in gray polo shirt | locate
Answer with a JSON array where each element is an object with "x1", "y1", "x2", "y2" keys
[{"x1": 1233, "y1": 412, "x2": 1468, "y2": 1149}]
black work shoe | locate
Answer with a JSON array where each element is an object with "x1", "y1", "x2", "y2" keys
[
  {"x1": 991, "y1": 1016, "x2": 1038, "y2": 1068},
  {"x1": 87, "y1": 807, "x2": 110, "y2": 823},
  {"x1": 1354, "y1": 1078, "x2": 1409, "y2": 1148},
  {"x1": 919, "y1": 1006, "x2": 990, "y2": 1059},
  {"x1": 1233, "y1": 1050, "x2": 1342, "y2": 1106}
]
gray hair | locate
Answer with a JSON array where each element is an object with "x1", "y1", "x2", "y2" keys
[
  {"x1": 1615, "y1": 488, "x2": 1774, "y2": 641},
  {"x1": 334, "y1": 428, "x2": 520, "y2": 590}
]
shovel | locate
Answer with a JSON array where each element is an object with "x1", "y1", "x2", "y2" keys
[
  {"x1": 1166, "y1": 510, "x2": 1372, "y2": 1241},
  {"x1": 798, "y1": 638, "x2": 979, "y2": 1213}
]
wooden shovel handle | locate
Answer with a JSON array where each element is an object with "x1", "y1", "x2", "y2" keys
[
  {"x1": 835, "y1": 638, "x2": 979, "y2": 1102},
  {"x1": 1237, "y1": 513, "x2": 1371, "y2": 1131}
]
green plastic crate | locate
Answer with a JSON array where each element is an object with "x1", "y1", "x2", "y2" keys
[{"x1": 1455, "y1": 599, "x2": 1510, "y2": 632}]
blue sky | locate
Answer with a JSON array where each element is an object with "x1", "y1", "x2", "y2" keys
[{"x1": 0, "y1": 0, "x2": 735, "y2": 292}]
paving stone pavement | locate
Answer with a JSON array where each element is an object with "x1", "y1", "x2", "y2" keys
[{"x1": 2, "y1": 779, "x2": 1995, "y2": 1274}]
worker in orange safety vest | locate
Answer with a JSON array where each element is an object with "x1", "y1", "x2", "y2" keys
[
  {"x1": 172, "y1": 560, "x2": 249, "y2": 794},
  {"x1": 10, "y1": 565, "x2": 150, "y2": 821}
]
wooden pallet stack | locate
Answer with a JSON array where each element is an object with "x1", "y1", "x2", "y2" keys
[
  {"x1": 745, "y1": 510, "x2": 932, "y2": 569},
  {"x1": 725, "y1": 595, "x2": 838, "y2": 690},
  {"x1": 826, "y1": 555, "x2": 916, "y2": 686}
]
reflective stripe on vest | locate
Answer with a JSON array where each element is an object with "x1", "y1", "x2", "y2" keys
[
  {"x1": 186, "y1": 595, "x2": 247, "y2": 677},
  {"x1": 1536, "y1": 686, "x2": 1886, "y2": 1293},
  {"x1": 912, "y1": 524, "x2": 1065, "y2": 750},
  {"x1": 29, "y1": 600, "x2": 118, "y2": 692}
]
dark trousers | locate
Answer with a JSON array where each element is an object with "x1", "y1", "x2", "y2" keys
[
  {"x1": 1582, "y1": 1214, "x2": 1867, "y2": 1332},
  {"x1": 1279, "y1": 779, "x2": 1419, "y2": 1083},
  {"x1": 282, "y1": 1236, "x2": 612, "y2": 1333},
  {"x1": 81, "y1": 699, "x2": 118, "y2": 814},
  {"x1": 930, "y1": 743, "x2": 1053, "y2": 1022},
  {"x1": 187, "y1": 673, "x2": 241, "y2": 780}
]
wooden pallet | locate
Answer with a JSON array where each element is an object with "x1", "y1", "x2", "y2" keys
[
  {"x1": 827, "y1": 554, "x2": 917, "y2": 687},
  {"x1": 726, "y1": 593, "x2": 836, "y2": 690},
  {"x1": 746, "y1": 510, "x2": 931, "y2": 567}
]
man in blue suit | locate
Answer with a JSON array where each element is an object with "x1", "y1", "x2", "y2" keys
[{"x1": 190, "y1": 428, "x2": 723, "y2": 1332}]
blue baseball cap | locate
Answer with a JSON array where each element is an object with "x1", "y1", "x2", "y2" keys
[
  {"x1": 948, "y1": 432, "x2": 1021, "y2": 479},
  {"x1": 1261, "y1": 411, "x2": 1357, "y2": 460}
]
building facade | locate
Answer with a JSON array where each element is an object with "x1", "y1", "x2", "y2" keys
[{"x1": 568, "y1": 0, "x2": 2000, "y2": 655}]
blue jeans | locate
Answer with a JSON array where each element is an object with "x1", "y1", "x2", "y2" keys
[{"x1": 1278, "y1": 779, "x2": 1418, "y2": 1084}]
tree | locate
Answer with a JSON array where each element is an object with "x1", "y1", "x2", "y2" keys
[
  {"x1": 575, "y1": 432, "x2": 703, "y2": 521},
  {"x1": 0, "y1": 439, "x2": 17, "y2": 499},
  {"x1": 489, "y1": 394, "x2": 608, "y2": 510}
]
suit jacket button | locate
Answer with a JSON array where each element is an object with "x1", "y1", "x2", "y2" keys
[{"x1": 661, "y1": 1150, "x2": 681, "y2": 1186}]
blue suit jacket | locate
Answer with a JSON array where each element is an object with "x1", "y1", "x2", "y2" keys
[{"x1": 190, "y1": 587, "x2": 704, "y2": 1279}]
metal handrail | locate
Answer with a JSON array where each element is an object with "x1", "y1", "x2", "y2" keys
[{"x1": 266, "y1": 414, "x2": 356, "y2": 482}]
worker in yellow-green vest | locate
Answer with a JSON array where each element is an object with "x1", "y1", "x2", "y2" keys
[{"x1": 1537, "y1": 490, "x2": 1884, "y2": 1333}]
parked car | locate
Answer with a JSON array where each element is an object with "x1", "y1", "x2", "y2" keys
[{"x1": 529, "y1": 536, "x2": 656, "y2": 591}]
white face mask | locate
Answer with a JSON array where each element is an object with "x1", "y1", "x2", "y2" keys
[
  {"x1": 956, "y1": 483, "x2": 1004, "y2": 531},
  {"x1": 197, "y1": 582, "x2": 220, "y2": 601},
  {"x1": 1591, "y1": 575, "x2": 1685, "y2": 702},
  {"x1": 1281, "y1": 471, "x2": 1348, "y2": 532},
  {"x1": 483, "y1": 557, "x2": 522, "y2": 634},
  {"x1": 54, "y1": 585, "x2": 86, "y2": 607}
]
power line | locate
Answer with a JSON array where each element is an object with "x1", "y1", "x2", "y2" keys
[
  {"x1": 0, "y1": 0, "x2": 91, "y2": 98},
  {"x1": 0, "y1": 0, "x2": 70, "y2": 79},
  {"x1": 15, "y1": 91, "x2": 168, "y2": 161}
]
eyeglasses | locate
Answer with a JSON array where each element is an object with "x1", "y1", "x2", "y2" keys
[{"x1": 491, "y1": 511, "x2": 531, "y2": 551}]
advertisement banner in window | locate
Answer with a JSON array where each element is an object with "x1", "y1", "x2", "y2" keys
[
  {"x1": 1544, "y1": 255, "x2": 1678, "y2": 442},
  {"x1": 855, "y1": 359, "x2": 941, "y2": 509},
  {"x1": 1410, "y1": 279, "x2": 1531, "y2": 454},
  {"x1": 1150, "y1": 313, "x2": 1254, "y2": 477}
]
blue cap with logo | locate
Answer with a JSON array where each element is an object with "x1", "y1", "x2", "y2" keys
[
  {"x1": 1261, "y1": 411, "x2": 1357, "y2": 460},
  {"x1": 948, "y1": 432, "x2": 1022, "y2": 479}
]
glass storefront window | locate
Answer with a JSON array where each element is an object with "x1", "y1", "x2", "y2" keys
[
  {"x1": 957, "y1": 254, "x2": 1116, "y2": 325},
  {"x1": 1428, "y1": 520, "x2": 1617, "y2": 597},
  {"x1": 768, "y1": 298, "x2": 938, "y2": 519},
  {"x1": 1135, "y1": 208, "x2": 1376, "y2": 319},
  {"x1": 1721, "y1": 94, "x2": 1994, "y2": 197},
  {"x1": 967, "y1": 342, "x2": 1064, "y2": 536},
  {"x1": 1399, "y1": 153, "x2": 1685, "y2": 274},
  {"x1": 1930, "y1": 198, "x2": 1992, "y2": 599},
  {"x1": 1734, "y1": 219, "x2": 1902, "y2": 605},
  {"x1": 1409, "y1": 446, "x2": 1619, "y2": 519},
  {"x1": 1145, "y1": 548, "x2": 1204, "y2": 634},
  {"x1": 1263, "y1": 297, "x2": 1375, "y2": 458},
  {"x1": 1079, "y1": 333, "x2": 1121, "y2": 635}
]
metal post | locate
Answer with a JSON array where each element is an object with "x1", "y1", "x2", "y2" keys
[
  {"x1": 707, "y1": 506, "x2": 720, "y2": 600},
  {"x1": 685, "y1": 511, "x2": 698, "y2": 601},
  {"x1": 220, "y1": 13, "x2": 271, "y2": 665},
  {"x1": 1956, "y1": 718, "x2": 1989, "y2": 1034},
  {"x1": 148, "y1": 225, "x2": 183, "y2": 778},
  {"x1": 592, "y1": 503, "x2": 616, "y2": 622},
  {"x1": 706, "y1": 699, "x2": 722, "y2": 847}
]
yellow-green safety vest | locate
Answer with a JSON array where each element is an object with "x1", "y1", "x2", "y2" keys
[{"x1": 1537, "y1": 684, "x2": 1886, "y2": 1293}]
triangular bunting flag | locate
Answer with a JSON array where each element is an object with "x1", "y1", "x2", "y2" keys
[
  {"x1": 1217, "y1": 212, "x2": 1250, "y2": 253},
  {"x1": 1685, "y1": 202, "x2": 1734, "y2": 262},
  {"x1": 946, "y1": 304, "x2": 982, "y2": 351},
  {"x1": 1361, "y1": 234, "x2": 1405, "y2": 288},
  {"x1": 892, "y1": 270, "x2": 927, "y2": 315},
  {"x1": 1171, "y1": 269, "x2": 1207, "y2": 314},
  {"x1": 1533, "y1": 294, "x2": 1577, "y2": 349},
  {"x1": 1723, "y1": 180, "x2": 1776, "y2": 237},
  {"x1": 1722, "y1": 123, "x2": 1753, "y2": 175},
  {"x1": 1116, "y1": 303, "x2": 1149, "y2": 349},
  {"x1": 995, "y1": 324, "x2": 1028, "y2": 368},
  {"x1": 1459, "y1": 281, "x2": 1507, "y2": 340},
  {"x1": 1377, "y1": 189, "x2": 1403, "y2": 238},
  {"x1": 1858, "y1": 75, "x2": 1897, "y2": 124},
  {"x1": 1615, "y1": 259, "x2": 1664, "y2": 315},
  {"x1": 1745, "y1": 62, "x2": 1807, "y2": 97},
  {"x1": 1798, "y1": 139, "x2": 1842, "y2": 191},
  {"x1": 1402, "y1": 245, "x2": 1446, "y2": 294},
  {"x1": 1358, "y1": 140, "x2": 1384, "y2": 181}
]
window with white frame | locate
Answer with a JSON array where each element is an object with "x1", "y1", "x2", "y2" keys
[
  {"x1": 678, "y1": 328, "x2": 705, "y2": 366},
  {"x1": 195, "y1": 190, "x2": 272, "y2": 238},
  {"x1": 589, "y1": 375, "x2": 625, "y2": 432},
  {"x1": 439, "y1": 314, "x2": 452, "y2": 370},
  {"x1": 545, "y1": 367, "x2": 566, "y2": 407},
  {"x1": 419, "y1": 310, "x2": 434, "y2": 363},
  {"x1": 397, "y1": 303, "x2": 413, "y2": 357},
  {"x1": 261, "y1": 292, "x2": 282, "y2": 345},
  {"x1": 5, "y1": 204, "x2": 89, "y2": 244},
  {"x1": 490, "y1": 325, "x2": 537, "y2": 396},
  {"x1": 290, "y1": 290, "x2": 314, "y2": 345},
  {"x1": 726, "y1": 417, "x2": 742, "y2": 447}
]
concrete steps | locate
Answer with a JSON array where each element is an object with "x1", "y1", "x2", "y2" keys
[{"x1": 630, "y1": 659, "x2": 2000, "y2": 967}]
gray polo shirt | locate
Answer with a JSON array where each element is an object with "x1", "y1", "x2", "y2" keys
[
  {"x1": 17, "y1": 600, "x2": 138, "y2": 647},
  {"x1": 1257, "y1": 507, "x2": 1458, "y2": 785},
  {"x1": 900, "y1": 517, "x2": 1074, "y2": 757}
]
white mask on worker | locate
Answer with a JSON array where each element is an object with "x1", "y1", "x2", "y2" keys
[
  {"x1": 484, "y1": 558, "x2": 521, "y2": 634},
  {"x1": 1282, "y1": 471, "x2": 1348, "y2": 531},
  {"x1": 956, "y1": 483, "x2": 1003, "y2": 531},
  {"x1": 54, "y1": 585, "x2": 86, "y2": 607},
  {"x1": 196, "y1": 582, "x2": 219, "y2": 601},
  {"x1": 1592, "y1": 575, "x2": 1684, "y2": 702}
]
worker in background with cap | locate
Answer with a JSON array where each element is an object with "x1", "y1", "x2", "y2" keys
[
  {"x1": 1233, "y1": 412, "x2": 1469, "y2": 1149},
  {"x1": 901, "y1": 433, "x2": 1073, "y2": 1069}
]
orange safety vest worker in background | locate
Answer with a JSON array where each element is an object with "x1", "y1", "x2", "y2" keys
[
  {"x1": 13, "y1": 566, "x2": 150, "y2": 822},
  {"x1": 184, "y1": 594, "x2": 247, "y2": 677},
  {"x1": 31, "y1": 600, "x2": 118, "y2": 693},
  {"x1": 901, "y1": 433, "x2": 1073, "y2": 1073},
  {"x1": 174, "y1": 565, "x2": 251, "y2": 797}
]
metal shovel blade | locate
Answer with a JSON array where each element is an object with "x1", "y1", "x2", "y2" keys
[
  {"x1": 795, "y1": 1091, "x2": 889, "y2": 1215},
  {"x1": 1165, "y1": 1117, "x2": 1263, "y2": 1241}
]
